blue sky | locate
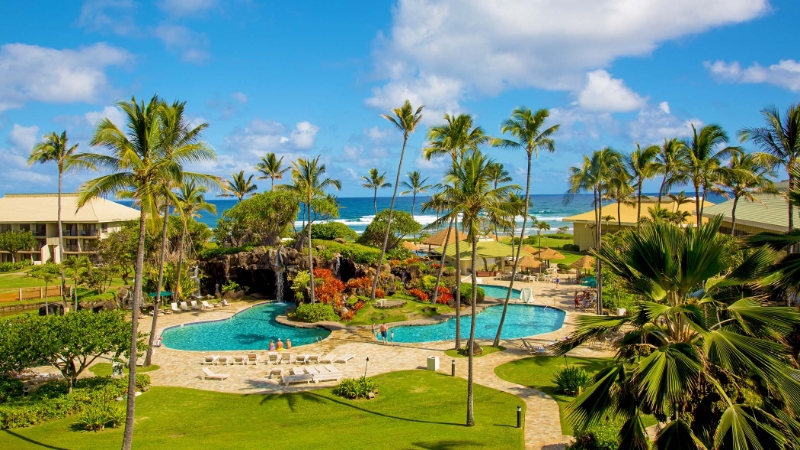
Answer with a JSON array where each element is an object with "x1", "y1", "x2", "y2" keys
[{"x1": 1, "y1": 0, "x2": 798, "y2": 197}]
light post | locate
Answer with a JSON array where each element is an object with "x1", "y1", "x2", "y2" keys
[
  {"x1": 517, "y1": 406, "x2": 522, "y2": 428},
  {"x1": 364, "y1": 356, "x2": 369, "y2": 378},
  {"x1": 451, "y1": 359, "x2": 455, "y2": 376}
]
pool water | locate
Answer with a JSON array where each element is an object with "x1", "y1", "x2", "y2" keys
[
  {"x1": 391, "y1": 304, "x2": 565, "y2": 343},
  {"x1": 161, "y1": 303, "x2": 330, "y2": 351},
  {"x1": 479, "y1": 284, "x2": 521, "y2": 299}
]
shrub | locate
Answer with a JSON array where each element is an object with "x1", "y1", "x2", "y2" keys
[
  {"x1": 407, "y1": 288, "x2": 429, "y2": 302},
  {"x1": 420, "y1": 275, "x2": 437, "y2": 292},
  {"x1": 567, "y1": 419, "x2": 622, "y2": 450},
  {"x1": 291, "y1": 303, "x2": 339, "y2": 322},
  {"x1": 346, "y1": 276, "x2": 372, "y2": 293},
  {"x1": 197, "y1": 245, "x2": 256, "y2": 260},
  {"x1": 311, "y1": 222, "x2": 358, "y2": 241},
  {"x1": 0, "y1": 260, "x2": 31, "y2": 273},
  {"x1": 456, "y1": 283, "x2": 485, "y2": 304},
  {"x1": 562, "y1": 243, "x2": 581, "y2": 252},
  {"x1": 333, "y1": 376, "x2": 377, "y2": 399},
  {"x1": 0, "y1": 375, "x2": 23, "y2": 403},
  {"x1": 221, "y1": 280, "x2": 242, "y2": 294},
  {"x1": 435, "y1": 286, "x2": 453, "y2": 304},
  {"x1": 553, "y1": 366, "x2": 591, "y2": 396},
  {"x1": 75, "y1": 403, "x2": 124, "y2": 431},
  {"x1": 387, "y1": 247, "x2": 413, "y2": 261},
  {"x1": 375, "y1": 288, "x2": 386, "y2": 298},
  {"x1": 312, "y1": 240, "x2": 382, "y2": 265},
  {"x1": 339, "y1": 310, "x2": 355, "y2": 321},
  {"x1": 313, "y1": 268, "x2": 345, "y2": 305},
  {"x1": 291, "y1": 271, "x2": 310, "y2": 301}
]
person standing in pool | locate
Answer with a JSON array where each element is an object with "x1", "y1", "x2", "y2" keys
[
  {"x1": 379, "y1": 322, "x2": 388, "y2": 344},
  {"x1": 286, "y1": 338, "x2": 292, "y2": 349}
]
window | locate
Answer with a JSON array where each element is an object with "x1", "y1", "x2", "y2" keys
[{"x1": 101, "y1": 223, "x2": 108, "y2": 233}]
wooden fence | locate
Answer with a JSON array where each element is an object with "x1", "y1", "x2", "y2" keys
[{"x1": 0, "y1": 286, "x2": 74, "y2": 302}]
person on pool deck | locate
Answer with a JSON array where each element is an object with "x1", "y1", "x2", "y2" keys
[
  {"x1": 555, "y1": 276, "x2": 560, "y2": 288},
  {"x1": 372, "y1": 322, "x2": 377, "y2": 338},
  {"x1": 286, "y1": 338, "x2": 292, "y2": 349},
  {"x1": 379, "y1": 322, "x2": 388, "y2": 344},
  {"x1": 269, "y1": 340, "x2": 275, "y2": 351},
  {"x1": 276, "y1": 339, "x2": 284, "y2": 350}
]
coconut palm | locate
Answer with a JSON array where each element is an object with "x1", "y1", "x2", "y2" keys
[
  {"x1": 421, "y1": 188, "x2": 456, "y2": 306},
  {"x1": 284, "y1": 156, "x2": 340, "y2": 303},
  {"x1": 558, "y1": 216, "x2": 800, "y2": 450},
  {"x1": 173, "y1": 180, "x2": 216, "y2": 304},
  {"x1": 485, "y1": 162, "x2": 513, "y2": 239},
  {"x1": 222, "y1": 170, "x2": 257, "y2": 202},
  {"x1": 400, "y1": 170, "x2": 431, "y2": 221},
  {"x1": 361, "y1": 168, "x2": 391, "y2": 214},
  {"x1": 255, "y1": 152, "x2": 289, "y2": 191},
  {"x1": 625, "y1": 142, "x2": 660, "y2": 226},
  {"x1": 685, "y1": 124, "x2": 740, "y2": 224},
  {"x1": 740, "y1": 104, "x2": 800, "y2": 231},
  {"x1": 440, "y1": 150, "x2": 519, "y2": 426},
  {"x1": 63, "y1": 255, "x2": 91, "y2": 311},
  {"x1": 535, "y1": 221, "x2": 551, "y2": 251},
  {"x1": 607, "y1": 166, "x2": 635, "y2": 232},
  {"x1": 653, "y1": 137, "x2": 689, "y2": 206},
  {"x1": 28, "y1": 131, "x2": 94, "y2": 310},
  {"x1": 717, "y1": 152, "x2": 779, "y2": 235},
  {"x1": 490, "y1": 107, "x2": 558, "y2": 346}
]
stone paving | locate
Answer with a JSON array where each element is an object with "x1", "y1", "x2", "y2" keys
[{"x1": 131, "y1": 278, "x2": 611, "y2": 450}]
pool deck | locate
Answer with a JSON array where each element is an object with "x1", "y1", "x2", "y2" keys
[{"x1": 99, "y1": 278, "x2": 610, "y2": 449}]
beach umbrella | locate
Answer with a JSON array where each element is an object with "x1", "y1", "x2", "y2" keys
[
  {"x1": 517, "y1": 255, "x2": 542, "y2": 269},
  {"x1": 569, "y1": 255, "x2": 595, "y2": 271},
  {"x1": 522, "y1": 245, "x2": 537, "y2": 254},
  {"x1": 534, "y1": 247, "x2": 565, "y2": 261}
]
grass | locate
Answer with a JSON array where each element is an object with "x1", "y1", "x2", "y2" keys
[
  {"x1": 494, "y1": 355, "x2": 613, "y2": 435},
  {"x1": 89, "y1": 363, "x2": 161, "y2": 377},
  {"x1": 445, "y1": 345, "x2": 505, "y2": 358},
  {"x1": 347, "y1": 296, "x2": 454, "y2": 326},
  {"x1": 0, "y1": 370, "x2": 525, "y2": 450}
]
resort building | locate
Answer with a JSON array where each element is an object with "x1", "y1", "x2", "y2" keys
[
  {"x1": 562, "y1": 198, "x2": 706, "y2": 251},
  {"x1": 702, "y1": 193, "x2": 790, "y2": 236},
  {"x1": 0, "y1": 194, "x2": 140, "y2": 263}
]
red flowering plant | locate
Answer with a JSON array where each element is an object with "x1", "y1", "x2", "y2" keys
[
  {"x1": 404, "y1": 257, "x2": 421, "y2": 265},
  {"x1": 313, "y1": 268, "x2": 345, "y2": 305},
  {"x1": 435, "y1": 286, "x2": 453, "y2": 305},
  {"x1": 388, "y1": 259, "x2": 402, "y2": 266},
  {"x1": 339, "y1": 310, "x2": 355, "y2": 321},
  {"x1": 375, "y1": 288, "x2": 386, "y2": 298},
  {"x1": 407, "y1": 288, "x2": 429, "y2": 302}
]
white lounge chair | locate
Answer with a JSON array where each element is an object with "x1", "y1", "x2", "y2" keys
[
  {"x1": 268, "y1": 367, "x2": 284, "y2": 379},
  {"x1": 313, "y1": 365, "x2": 342, "y2": 383},
  {"x1": 232, "y1": 355, "x2": 246, "y2": 365},
  {"x1": 171, "y1": 302, "x2": 181, "y2": 313},
  {"x1": 295, "y1": 355, "x2": 310, "y2": 364},
  {"x1": 190, "y1": 301, "x2": 200, "y2": 310},
  {"x1": 202, "y1": 355, "x2": 219, "y2": 365},
  {"x1": 280, "y1": 352, "x2": 294, "y2": 364},
  {"x1": 216, "y1": 356, "x2": 231, "y2": 365},
  {"x1": 202, "y1": 367, "x2": 229, "y2": 380},
  {"x1": 180, "y1": 301, "x2": 190, "y2": 311},
  {"x1": 268, "y1": 352, "x2": 282, "y2": 365},
  {"x1": 307, "y1": 355, "x2": 320, "y2": 364},
  {"x1": 319, "y1": 354, "x2": 336, "y2": 364},
  {"x1": 247, "y1": 353, "x2": 260, "y2": 365},
  {"x1": 283, "y1": 367, "x2": 314, "y2": 385},
  {"x1": 201, "y1": 301, "x2": 212, "y2": 309},
  {"x1": 335, "y1": 355, "x2": 355, "y2": 364}
]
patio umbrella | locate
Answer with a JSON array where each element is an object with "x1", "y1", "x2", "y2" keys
[
  {"x1": 147, "y1": 291, "x2": 173, "y2": 297},
  {"x1": 517, "y1": 255, "x2": 543, "y2": 269},
  {"x1": 533, "y1": 247, "x2": 565, "y2": 261},
  {"x1": 569, "y1": 255, "x2": 595, "y2": 271},
  {"x1": 402, "y1": 241, "x2": 420, "y2": 251}
]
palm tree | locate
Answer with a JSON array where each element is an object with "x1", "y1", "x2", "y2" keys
[
  {"x1": 400, "y1": 170, "x2": 431, "y2": 221},
  {"x1": 625, "y1": 142, "x2": 660, "y2": 226},
  {"x1": 490, "y1": 107, "x2": 558, "y2": 346},
  {"x1": 566, "y1": 148, "x2": 623, "y2": 315},
  {"x1": 653, "y1": 137, "x2": 689, "y2": 206},
  {"x1": 607, "y1": 166, "x2": 635, "y2": 232},
  {"x1": 559, "y1": 216, "x2": 800, "y2": 450},
  {"x1": 441, "y1": 150, "x2": 518, "y2": 426},
  {"x1": 361, "y1": 168, "x2": 391, "y2": 214},
  {"x1": 63, "y1": 255, "x2": 91, "y2": 311},
  {"x1": 284, "y1": 156, "x2": 340, "y2": 303},
  {"x1": 685, "y1": 124, "x2": 740, "y2": 224},
  {"x1": 174, "y1": 180, "x2": 216, "y2": 304},
  {"x1": 424, "y1": 114, "x2": 490, "y2": 348},
  {"x1": 28, "y1": 131, "x2": 94, "y2": 310},
  {"x1": 255, "y1": 152, "x2": 289, "y2": 191},
  {"x1": 535, "y1": 221, "x2": 551, "y2": 251},
  {"x1": 718, "y1": 152, "x2": 779, "y2": 235},
  {"x1": 485, "y1": 162, "x2": 513, "y2": 239},
  {"x1": 740, "y1": 104, "x2": 800, "y2": 231},
  {"x1": 77, "y1": 95, "x2": 170, "y2": 450},
  {"x1": 222, "y1": 170, "x2": 257, "y2": 202},
  {"x1": 421, "y1": 188, "x2": 455, "y2": 305}
]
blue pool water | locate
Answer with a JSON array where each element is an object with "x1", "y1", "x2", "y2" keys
[
  {"x1": 161, "y1": 303, "x2": 330, "y2": 351},
  {"x1": 479, "y1": 284, "x2": 521, "y2": 299}
]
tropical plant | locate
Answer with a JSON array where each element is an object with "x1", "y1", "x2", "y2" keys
[
  {"x1": 717, "y1": 152, "x2": 779, "y2": 234},
  {"x1": 63, "y1": 255, "x2": 91, "y2": 311},
  {"x1": 361, "y1": 168, "x2": 391, "y2": 214},
  {"x1": 491, "y1": 107, "x2": 558, "y2": 347},
  {"x1": 606, "y1": 165, "x2": 635, "y2": 232},
  {"x1": 653, "y1": 137, "x2": 689, "y2": 205},
  {"x1": 685, "y1": 124, "x2": 741, "y2": 224},
  {"x1": 357, "y1": 210, "x2": 421, "y2": 249},
  {"x1": 557, "y1": 216, "x2": 800, "y2": 450},
  {"x1": 536, "y1": 221, "x2": 551, "y2": 251},
  {"x1": 400, "y1": 170, "x2": 432, "y2": 221},
  {"x1": 624, "y1": 143, "x2": 660, "y2": 226},
  {"x1": 739, "y1": 104, "x2": 800, "y2": 231},
  {"x1": 0, "y1": 230, "x2": 36, "y2": 263},
  {"x1": 553, "y1": 366, "x2": 591, "y2": 396},
  {"x1": 28, "y1": 131, "x2": 94, "y2": 310},
  {"x1": 333, "y1": 376, "x2": 377, "y2": 399},
  {"x1": 215, "y1": 190, "x2": 299, "y2": 246},
  {"x1": 222, "y1": 170, "x2": 257, "y2": 202},
  {"x1": 173, "y1": 180, "x2": 216, "y2": 302},
  {"x1": 255, "y1": 152, "x2": 289, "y2": 190}
]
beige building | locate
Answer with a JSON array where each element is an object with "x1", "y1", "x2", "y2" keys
[
  {"x1": 563, "y1": 198, "x2": 707, "y2": 251},
  {"x1": 702, "y1": 193, "x2": 790, "y2": 236},
  {"x1": 0, "y1": 193, "x2": 140, "y2": 263}
]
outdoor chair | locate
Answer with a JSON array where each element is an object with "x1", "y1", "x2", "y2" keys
[
  {"x1": 295, "y1": 355, "x2": 310, "y2": 364},
  {"x1": 280, "y1": 352, "x2": 294, "y2": 364},
  {"x1": 202, "y1": 355, "x2": 219, "y2": 365},
  {"x1": 232, "y1": 355, "x2": 246, "y2": 365},
  {"x1": 335, "y1": 355, "x2": 355, "y2": 364},
  {"x1": 312, "y1": 365, "x2": 342, "y2": 383},
  {"x1": 283, "y1": 367, "x2": 314, "y2": 386},
  {"x1": 190, "y1": 301, "x2": 200, "y2": 310},
  {"x1": 171, "y1": 302, "x2": 181, "y2": 313},
  {"x1": 202, "y1": 367, "x2": 229, "y2": 380},
  {"x1": 180, "y1": 302, "x2": 190, "y2": 311},
  {"x1": 319, "y1": 354, "x2": 336, "y2": 364},
  {"x1": 247, "y1": 354, "x2": 260, "y2": 365},
  {"x1": 268, "y1": 352, "x2": 282, "y2": 364},
  {"x1": 201, "y1": 301, "x2": 212, "y2": 309},
  {"x1": 268, "y1": 367, "x2": 284, "y2": 379},
  {"x1": 216, "y1": 356, "x2": 231, "y2": 365}
]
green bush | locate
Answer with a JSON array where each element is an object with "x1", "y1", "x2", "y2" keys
[
  {"x1": 456, "y1": 283, "x2": 485, "y2": 304},
  {"x1": 562, "y1": 243, "x2": 581, "y2": 252},
  {"x1": 311, "y1": 222, "x2": 358, "y2": 241},
  {"x1": 197, "y1": 245, "x2": 255, "y2": 260},
  {"x1": 291, "y1": 303, "x2": 338, "y2": 322},
  {"x1": 75, "y1": 403, "x2": 124, "y2": 431},
  {"x1": 221, "y1": 281, "x2": 241, "y2": 294},
  {"x1": 333, "y1": 376, "x2": 377, "y2": 399},
  {"x1": 553, "y1": 366, "x2": 591, "y2": 396},
  {"x1": 420, "y1": 275, "x2": 437, "y2": 292},
  {"x1": 0, "y1": 375, "x2": 23, "y2": 404},
  {"x1": 312, "y1": 240, "x2": 382, "y2": 265},
  {"x1": 387, "y1": 247, "x2": 413, "y2": 261},
  {"x1": 0, "y1": 260, "x2": 31, "y2": 273},
  {"x1": 567, "y1": 419, "x2": 622, "y2": 450}
]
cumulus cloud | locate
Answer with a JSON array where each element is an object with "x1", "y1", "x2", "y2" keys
[
  {"x1": 231, "y1": 92, "x2": 248, "y2": 104},
  {"x1": 154, "y1": 24, "x2": 210, "y2": 63},
  {"x1": 0, "y1": 124, "x2": 54, "y2": 191},
  {"x1": 369, "y1": 0, "x2": 767, "y2": 113},
  {"x1": 77, "y1": 0, "x2": 138, "y2": 36},
  {"x1": 0, "y1": 43, "x2": 131, "y2": 111},
  {"x1": 577, "y1": 70, "x2": 647, "y2": 112},
  {"x1": 158, "y1": 0, "x2": 218, "y2": 17},
  {"x1": 225, "y1": 119, "x2": 321, "y2": 158},
  {"x1": 84, "y1": 105, "x2": 126, "y2": 129},
  {"x1": 705, "y1": 59, "x2": 800, "y2": 92},
  {"x1": 628, "y1": 102, "x2": 702, "y2": 143},
  {"x1": 288, "y1": 122, "x2": 321, "y2": 150}
]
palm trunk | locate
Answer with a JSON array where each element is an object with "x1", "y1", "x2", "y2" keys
[
  {"x1": 430, "y1": 220, "x2": 453, "y2": 304},
  {"x1": 454, "y1": 225, "x2": 462, "y2": 350},
  {"x1": 121, "y1": 208, "x2": 146, "y2": 450},
  {"x1": 307, "y1": 196, "x2": 315, "y2": 303},
  {"x1": 694, "y1": 183, "x2": 702, "y2": 226},
  {"x1": 657, "y1": 175, "x2": 667, "y2": 206},
  {"x1": 58, "y1": 171, "x2": 67, "y2": 311},
  {"x1": 144, "y1": 202, "x2": 169, "y2": 366},
  {"x1": 373, "y1": 190, "x2": 378, "y2": 215},
  {"x1": 371, "y1": 134, "x2": 409, "y2": 301},
  {"x1": 636, "y1": 182, "x2": 642, "y2": 229},
  {"x1": 411, "y1": 193, "x2": 416, "y2": 221},
  {"x1": 271, "y1": 178, "x2": 274, "y2": 191},
  {"x1": 730, "y1": 196, "x2": 739, "y2": 235},
  {"x1": 788, "y1": 170, "x2": 794, "y2": 232},
  {"x1": 595, "y1": 188, "x2": 603, "y2": 315},
  {"x1": 618, "y1": 201, "x2": 622, "y2": 231},
  {"x1": 493, "y1": 152, "x2": 532, "y2": 346},
  {"x1": 466, "y1": 236, "x2": 478, "y2": 427},
  {"x1": 175, "y1": 219, "x2": 188, "y2": 302}
]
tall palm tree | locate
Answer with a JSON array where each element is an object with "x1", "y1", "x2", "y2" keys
[
  {"x1": 654, "y1": 137, "x2": 689, "y2": 205},
  {"x1": 559, "y1": 216, "x2": 800, "y2": 450},
  {"x1": 486, "y1": 162, "x2": 513, "y2": 240},
  {"x1": 607, "y1": 166, "x2": 635, "y2": 232},
  {"x1": 77, "y1": 95, "x2": 169, "y2": 450},
  {"x1": 566, "y1": 148, "x2": 623, "y2": 315},
  {"x1": 63, "y1": 254, "x2": 91, "y2": 311},
  {"x1": 284, "y1": 156, "x2": 340, "y2": 303},
  {"x1": 28, "y1": 131, "x2": 94, "y2": 310},
  {"x1": 625, "y1": 142, "x2": 660, "y2": 226},
  {"x1": 222, "y1": 170, "x2": 257, "y2": 202},
  {"x1": 718, "y1": 152, "x2": 779, "y2": 235},
  {"x1": 535, "y1": 221, "x2": 551, "y2": 251},
  {"x1": 424, "y1": 114, "x2": 490, "y2": 348},
  {"x1": 361, "y1": 168, "x2": 391, "y2": 214},
  {"x1": 399, "y1": 170, "x2": 431, "y2": 221},
  {"x1": 421, "y1": 188, "x2": 456, "y2": 305},
  {"x1": 174, "y1": 180, "x2": 216, "y2": 304},
  {"x1": 491, "y1": 107, "x2": 559, "y2": 346},
  {"x1": 441, "y1": 150, "x2": 518, "y2": 426},
  {"x1": 739, "y1": 104, "x2": 800, "y2": 231},
  {"x1": 255, "y1": 152, "x2": 289, "y2": 191},
  {"x1": 685, "y1": 124, "x2": 740, "y2": 224}
]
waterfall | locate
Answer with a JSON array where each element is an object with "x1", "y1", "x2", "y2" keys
[
  {"x1": 190, "y1": 265, "x2": 201, "y2": 298},
  {"x1": 274, "y1": 248, "x2": 285, "y2": 301},
  {"x1": 334, "y1": 255, "x2": 341, "y2": 279}
]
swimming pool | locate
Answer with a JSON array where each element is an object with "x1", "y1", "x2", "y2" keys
[
  {"x1": 479, "y1": 284, "x2": 521, "y2": 299},
  {"x1": 161, "y1": 303, "x2": 331, "y2": 351},
  {"x1": 390, "y1": 304, "x2": 565, "y2": 343}
]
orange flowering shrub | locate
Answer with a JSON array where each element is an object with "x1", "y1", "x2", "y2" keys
[
  {"x1": 407, "y1": 288, "x2": 429, "y2": 302},
  {"x1": 435, "y1": 286, "x2": 453, "y2": 304},
  {"x1": 346, "y1": 276, "x2": 372, "y2": 290},
  {"x1": 313, "y1": 268, "x2": 345, "y2": 305},
  {"x1": 375, "y1": 288, "x2": 386, "y2": 298},
  {"x1": 404, "y1": 257, "x2": 421, "y2": 265},
  {"x1": 339, "y1": 310, "x2": 355, "y2": 321},
  {"x1": 388, "y1": 259, "x2": 402, "y2": 266}
]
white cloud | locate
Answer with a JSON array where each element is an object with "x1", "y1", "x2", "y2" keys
[
  {"x1": 8, "y1": 124, "x2": 40, "y2": 152},
  {"x1": 154, "y1": 24, "x2": 210, "y2": 63},
  {"x1": 158, "y1": 0, "x2": 218, "y2": 17},
  {"x1": 78, "y1": 0, "x2": 138, "y2": 36},
  {"x1": 577, "y1": 70, "x2": 647, "y2": 112},
  {"x1": 84, "y1": 105, "x2": 126, "y2": 129},
  {"x1": 288, "y1": 121, "x2": 320, "y2": 150},
  {"x1": 705, "y1": 59, "x2": 800, "y2": 92},
  {"x1": 628, "y1": 102, "x2": 702, "y2": 143},
  {"x1": 0, "y1": 43, "x2": 132, "y2": 111},
  {"x1": 231, "y1": 92, "x2": 248, "y2": 104},
  {"x1": 369, "y1": 0, "x2": 768, "y2": 112},
  {"x1": 548, "y1": 107, "x2": 617, "y2": 142},
  {"x1": 225, "y1": 119, "x2": 321, "y2": 158},
  {"x1": 0, "y1": 124, "x2": 55, "y2": 191}
]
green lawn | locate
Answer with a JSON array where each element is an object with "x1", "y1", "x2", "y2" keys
[
  {"x1": 0, "y1": 271, "x2": 56, "y2": 290},
  {"x1": 0, "y1": 370, "x2": 525, "y2": 449},
  {"x1": 347, "y1": 296, "x2": 454, "y2": 326},
  {"x1": 89, "y1": 363, "x2": 161, "y2": 377},
  {"x1": 494, "y1": 355, "x2": 612, "y2": 435},
  {"x1": 445, "y1": 345, "x2": 505, "y2": 358}
]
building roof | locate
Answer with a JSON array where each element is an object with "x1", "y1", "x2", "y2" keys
[
  {"x1": 702, "y1": 194, "x2": 789, "y2": 232},
  {"x1": 0, "y1": 194, "x2": 140, "y2": 223},
  {"x1": 421, "y1": 227, "x2": 468, "y2": 246},
  {"x1": 443, "y1": 240, "x2": 528, "y2": 259},
  {"x1": 563, "y1": 199, "x2": 707, "y2": 227}
]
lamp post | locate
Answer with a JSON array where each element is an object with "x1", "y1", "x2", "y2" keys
[
  {"x1": 451, "y1": 359, "x2": 455, "y2": 376},
  {"x1": 364, "y1": 356, "x2": 369, "y2": 378},
  {"x1": 517, "y1": 406, "x2": 522, "y2": 428}
]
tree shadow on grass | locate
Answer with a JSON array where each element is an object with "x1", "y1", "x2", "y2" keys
[
  {"x1": 248, "y1": 388, "x2": 330, "y2": 413},
  {"x1": 411, "y1": 439, "x2": 487, "y2": 449},
  {"x1": 0, "y1": 430, "x2": 68, "y2": 450},
  {"x1": 300, "y1": 391, "x2": 463, "y2": 427}
]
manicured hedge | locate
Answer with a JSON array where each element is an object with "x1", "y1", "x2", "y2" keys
[{"x1": 310, "y1": 222, "x2": 358, "y2": 241}]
